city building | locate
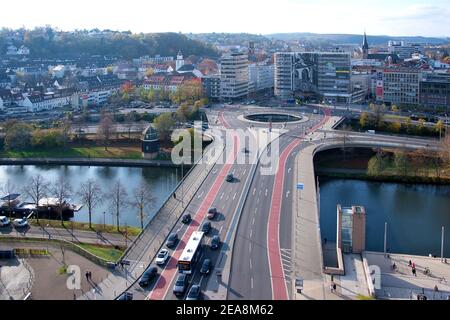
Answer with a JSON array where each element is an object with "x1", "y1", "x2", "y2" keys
[
  {"x1": 248, "y1": 63, "x2": 274, "y2": 93},
  {"x1": 388, "y1": 41, "x2": 424, "y2": 60},
  {"x1": 419, "y1": 72, "x2": 450, "y2": 110},
  {"x1": 362, "y1": 32, "x2": 369, "y2": 59},
  {"x1": 383, "y1": 67, "x2": 420, "y2": 106},
  {"x1": 220, "y1": 51, "x2": 249, "y2": 100},
  {"x1": 143, "y1": 72, "x2": 199, "y2": 93},
  {"x1": 176, "y1": 51, "x2": 185, "y2": 71},
  {"x1": 336, "y1": 205, "x2": 366, "y2": 254},
  {"x1": 201, "y1": 74, "x2": 221, "y2": 100},
  {"x1": 274, "y1": 52, "x2": 352, "y2": 103}
]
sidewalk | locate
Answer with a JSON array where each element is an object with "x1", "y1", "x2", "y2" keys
[
  {"x1": 1, "y1": 225, "x2": 130, "y2": 247},
  {"x1": 291, "y1": 116, "x2": 343, "y2": 300}
]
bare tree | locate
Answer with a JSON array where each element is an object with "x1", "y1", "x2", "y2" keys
[
  {"x1": 130, "y1": 182, "x2": 156, "y2": 229},
  {"x1": 23, "y1": 174, "x2": 49, "y2": 222},
  {"x1": 52, "y1": 177, "x2": 73, "y2": 226},
  {"x1": 2, "y1": 180, "x2": 18, "y2": 218},
  {"x1": 77, "y1": 179, "x2": 102, "y2": 229},
  {"x1": 97, "y1": 112, "x2": 115, "y2": 151},
  {"x1": 109, "y1": 180, "x2": 128, "y2": 232},
  {"x1": 440, "y1": 133, "x2": 450, "y2": 164},
  {"x1": 124, "y1": 112, "x2": 135, "y2": 139}
]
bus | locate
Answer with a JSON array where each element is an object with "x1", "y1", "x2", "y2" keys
[{"x1": 177, "y1": 231, "x2": 205, "y2": 275}]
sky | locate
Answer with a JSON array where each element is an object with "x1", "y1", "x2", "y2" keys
[{"x1": 0, "y1": 0, "x2": 449, "y2": 37}]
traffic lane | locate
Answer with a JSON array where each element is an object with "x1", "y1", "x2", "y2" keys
[
  {"x1": 146, "y1": 134, "x2": 240, "y2": 300},
  {"x1": 164, "y1": 162, "x2": 254, "y2": 300},
  {"x1": 126, "y1": 159, "x2": 230, "y2": 300},
  {"x1": 228, "y1": 136, "x2": 294, "y2": 299},
  {"x1": 162, "y1": 134, "x2": 258, "y2": 300}
]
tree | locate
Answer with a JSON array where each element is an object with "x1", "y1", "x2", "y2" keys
[
  {"x1": 124, "y1": 112, "x2": 135, "y2": 139},
  {"x1": 51, "y1": 177, "x2": 73, "y2": 225},
  {"x1": 394, "y1": 150, "x2": 408, "y2": 177},
  {"x1": 439, "y1": 133, "x2": 450, "y2": 164},
  {"x1": 435, "y1": 120, "x2": 445, "y2": 139},
  {"x1": 23, "y1": 174, "x2": 49, "y2": 222},
  {"x1": 97, "y1": 112, "x2": 115, "y2": 151},
  {"x1": 4, "y1": 121, "x2": 33, "y2": 150},
  {"x1": 388, "y1": 121, "x2": 402, "y2": 133},
  {"x1": 77, "y1": 179, "x2": 102, "y2": 229},
  {"x1": 130, "y1": 182, "x2": 156, "y2": 229},
  {"x1": 176, "y1": 103, "x2": 191, "y2": 122},
  {"x1": 109, "y1": 180, "x2": 128, "y2": 232},
  {"x1": 369, "y1": 103, "x2": 385, "y2": 127},
  {"x1": 2, "y1": 180, "x2": 18, "y2": 218},
  {"x1": 154, "y1": 113, "x2": 175, "y2": 144},
  {"x1": 360, "y1": 112, "x2": 371, "y2": 129}
]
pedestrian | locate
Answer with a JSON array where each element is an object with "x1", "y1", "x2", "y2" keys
[
  {"x1": 173, "y1": 193, "x2": 177, "y2": 200},
  {"x1": 412, "y1": 262, "x2": 416, "y2": 269},
  {"x1": 333, "y1": 283, "x2": 337, "y2": 292},
  {"x1": 85, "y1": 271, "x2": 89, "y2": 281},
  {"x1": 89, "y1": 271, "x2": 92, "y2": 280},
  {"x1": 392, "y1": 263, "x2": 397, "y2": 271},
  {"x1": 330, "y1": 283, "x2": 334, "y2": 293},
  {"x1": 408, "y1": 260, "x2": 412, "y2": 267},
  {"x1": 412, "y1": 268, "x2": 417, "y2": 277},
  {"x1": 434, "y1": 285, "x2": 439, "y2": 292}
]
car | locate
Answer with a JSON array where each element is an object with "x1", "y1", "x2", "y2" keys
[
  {"x1": 182, "y1": 214, "x2": 192, "y2": 224},
  {"x1": 226, "y1": 174, "x2": 234, "y2": 182},
  {"x1": 185, "y1": 285, "x2": 201, "y2": 300},
  {"x1": 201, "y1": 221, "x2": 211, "y2": 235},
  {"x1": 173, "y1": 273, "x2": 189, "y2": 296},
  {"x1": 13, "y1": 218, "x2": 28, "y2": 228},
  {"x1": 166, "y1": 233, "x2": 179, "y2": 248},
  {"x1": 0, "y1": 216, "x2": 10, "y2": 227},
  {"x1": 138, "y1": 266, "x2": 158, "y2": 287},
  {"x1": 211, "y1": 235, "x2": 221, "y2": 250},
  {"x1": 117, "y1": 292, "x2": 133, "y2": 300},
  {"x1": 155, "y1": 249, "x2": 170, "y2": 265},
  {"x1": 200, "y1": 259, "x2": 212, "y2": 275},
  {"x1": 207, "y1": 208, "x2": 217, "y2": 220}
]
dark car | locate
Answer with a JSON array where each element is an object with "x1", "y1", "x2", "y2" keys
[
  {"x1": 200, "y1": 259, "x2": 212, "y2": 275},
  {"x1": 201, "y1": 221, "x2": 211, "y2": 235},
  {"x1": 138, "y1": 267, "x2": 158, "y2": 287},
  {"x1": 173, "y1": 273, "x2": 189, "y2": 296},
  {"x1": 166, "y1": 233, "x2": 179, "y2": 248},
  {"x1": 226, "y1": 174, "x2": 234, "y2": 182},
  {"x1": 207, "y1": 208, "x2": 217, "y2": 220},
  {"x1": 186, "y1": 285, "x2": 201, "y2": 300},
  {"x1": 182, "y1": 214, "x2": 192, "y2": 224},
  {"x1": 117, "y1": 292, "x2": 133, "y2": 300},
  {"x1": 211, "y1": 235, "x2": 221, "y2": 250}
]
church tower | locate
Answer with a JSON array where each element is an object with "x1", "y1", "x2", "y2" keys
[
  {"x1": 362, "y1": 32, "x2": 369, "y2": 59},
  {"x1": 176, "y1": 50, "x2": 184, "y2": 71}
]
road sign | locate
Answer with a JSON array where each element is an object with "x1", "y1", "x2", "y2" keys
[{"x1": 296, "y1": 183, "x2": 304, "y2": 190}]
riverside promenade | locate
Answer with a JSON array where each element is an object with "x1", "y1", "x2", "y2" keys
[{"x1": 80, "y1": 137, "x2": 225, "y2": 300}]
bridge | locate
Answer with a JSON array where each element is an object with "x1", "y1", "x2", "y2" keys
[{"x1": 80, "y1": 104, "x2": 443, "y2": 301}]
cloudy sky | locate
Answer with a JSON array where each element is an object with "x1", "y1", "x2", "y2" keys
[{"x1": 1, "y1": 0, "x2": 449, "y2": 37}]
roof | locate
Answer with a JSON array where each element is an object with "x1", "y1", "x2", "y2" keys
[
  {"x1": 177, "y1": 64, "x2": 195, "y2": 72},
  {"x1": 179, "y1": 231, "x2": 204, "y2": 262},
  {"x1": 362, "y1": 32, "x2": 369, "y2": 50}
]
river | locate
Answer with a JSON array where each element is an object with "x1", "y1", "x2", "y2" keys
[
  {"x1": 319, "y1": 178, "x2": 450, "y2": 257},
  {"x1": 0, "y1": 165, "x2": 181, "y2": 228}
]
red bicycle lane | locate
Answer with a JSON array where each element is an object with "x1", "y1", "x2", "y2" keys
[
  {"x1": 147, "y1": 133, "x2": 240, "y2": 300},
  {"x1": 267, "y1": 109, "x2": 331, "y2": 300}
]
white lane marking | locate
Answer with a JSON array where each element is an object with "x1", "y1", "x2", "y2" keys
[
  {"x1": 252, "y1": 217, "x2": 255, "y2": 226},
  {"x1": 249, "y1": 243, "x2": 252, "y2": 253},
  {"x1": 233, "y1": 193, "x2": 237, "y2": 200},
  {"x1": 286, "y1": 190, "x2": 290, "y2": 198},
  {"x1": 251, "y1": 277, "x2": 254, "y2": 289},
  {"x1": 250, "y1": 259, "x2": 253, "y2": 270},
  {"x1": 250, "y1": 229, "x2": 253, "y2": 238},
  {"x1": 243, "y1": 169, "x2": 247, "y2": 175},
  {"x1": 265, "y1": 189, "x2": 268, "y2": 197},
  {"x1": 197, "y1": 191, "x2": 204, "y2": 199},
  {"x1": 288, "y1": 168, "x2": 292, "y2": 174},
  {"x1": 253, "y1": 188, "x2": 256, "y2": 196},
  {"x1": 254, "y1": 207, "x2": 258, "y2": 215},
  {"x1": 219, "y1": 226, "x2": 224, "y2": 234},
  {"x1": 220, "y1": 192, "x2": 224, "y2": 200}
]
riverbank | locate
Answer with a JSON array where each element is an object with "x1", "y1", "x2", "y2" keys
[
  {"x1": 29, "y1": 219, "x2": 141, "y2": 237},
  {"x1": 315, "y1": 148, "x2": 450, "y2": 185}
]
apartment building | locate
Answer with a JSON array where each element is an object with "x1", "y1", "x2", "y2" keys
[
  {"x1": 419, "y1": 72, "x2": 450, "y2": 110},
  {"x1": 248, "y1": 63, "x2": 274, "y2": 93},
  {"x1": 388, "y1": 41, "x2": 424, "y2": 60},
  {"x1": 220, "y1": 51, "x2": 249, "y2": 100},
  {"x1": 383, "y1": 67, "x2": 420, "y2": 106}
]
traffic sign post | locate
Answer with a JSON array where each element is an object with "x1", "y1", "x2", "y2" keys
[{"x1": 297, "y1": 183, "x2": 304, "y2": 200}]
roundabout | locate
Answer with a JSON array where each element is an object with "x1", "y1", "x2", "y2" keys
[{"x1": 238, "y1": 112, "x2": 309, "y2": 125}]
